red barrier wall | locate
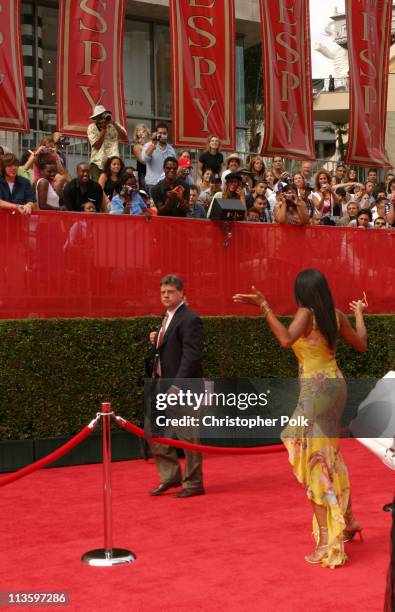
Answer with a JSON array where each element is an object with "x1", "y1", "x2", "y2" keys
[{"x1": 0, "y1": 211, "x2": 394, "y2": 318}]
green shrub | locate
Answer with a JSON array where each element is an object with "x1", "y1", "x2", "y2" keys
[{"x1": 0, "y1": 316, "x2": 393, "y2": 440}]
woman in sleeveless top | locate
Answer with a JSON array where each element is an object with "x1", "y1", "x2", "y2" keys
[
  {"x1": 98, "y1": 156, "x2": 125, "y2": 204},
  {"x1": 233, "y1": 269, "x2": 368, "y2": 568},
  {"x1": 36, "y1": 162, "x2": 61, "y2": 210}
]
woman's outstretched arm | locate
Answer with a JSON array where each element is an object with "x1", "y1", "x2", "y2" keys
[{"x1": 233, "y1": 286, "x2": 310, "y2": 348}]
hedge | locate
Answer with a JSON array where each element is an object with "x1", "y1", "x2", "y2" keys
[{"x1": 0, "y1": 316, "x2": 393, "y2": 440}]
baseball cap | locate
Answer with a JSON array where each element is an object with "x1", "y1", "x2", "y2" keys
[
  {"x1": 178, "y1": 157, "x2": 192, "y2": 169},
  {"x1": 209, "y1": 173, "x2": 221, "y2": 182},
  {"x1": 225, "y1": 172, "x2": 242, "y2": 182}
]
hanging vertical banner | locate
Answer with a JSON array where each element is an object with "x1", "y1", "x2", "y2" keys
[
  {"x1": 259, "y1": 0, "x2": 315, "y2": 160},
  {"x1": 345, "y1": 0, "x2": 392, "y2": 168},
  {"x1": 169, "y1": 0, "x2": 236, "y2": 151},
  {"x1": 0, "y1": 1, "x2": 29, "y2": 132},
  {"x1": 57, "y1": 0, "x2": 127, "y2": 138}
]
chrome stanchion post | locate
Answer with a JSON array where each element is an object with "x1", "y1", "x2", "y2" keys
[
  {"x1": 81, "y1": 402, "x2": 136, "y2": 566},
  {"x1": 102, "y1": 401, "x2": 113, "y2": 557}
]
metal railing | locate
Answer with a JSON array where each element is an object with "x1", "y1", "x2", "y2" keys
[
  {"x1": 313, "y1": 77, "x2": 350, "y2": 97},
  {"x1": 3, "y1": 128, "x2": 387, "y2": 181}
]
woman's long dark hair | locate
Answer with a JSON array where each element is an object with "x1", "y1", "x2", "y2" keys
[
  {"x1": 294, "y1": 269, "x2": 338, "y2": 350},
  {"x1": 103, "y1": 155, "x2": 125, "y2": 179}
]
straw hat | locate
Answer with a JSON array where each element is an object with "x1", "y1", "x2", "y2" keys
[
  {"x1": 224, "y1": 153, "x2": 241, "y2": 167},
  {"x1": 90, "y1": 105, "x2": 108, "y2": 119}
]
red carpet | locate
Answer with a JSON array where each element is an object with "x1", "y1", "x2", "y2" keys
[{"x1": 0, "y1": 439, "x2": 393, "y2": 611}]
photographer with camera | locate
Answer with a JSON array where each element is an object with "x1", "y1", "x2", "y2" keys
[
  {"x1": 87, "y1": 105, "x2": 128, "y2": 182},
  {"x1": 109, "y1": 174, "x2": 152, "y2": 217},
  {"x1": 52, "y1": 131, "x2": 70, "y2": 170},
  {"x1": 142, "y1": 123, "x2": 176, "y2": 196},
  {"x1": 273, "y1": 183, "x2": 309, "y2": 225}
]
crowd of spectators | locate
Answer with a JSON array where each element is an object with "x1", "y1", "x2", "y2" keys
[{"x1": 0, "y1": 105, "x2": 394, "y2": 230}]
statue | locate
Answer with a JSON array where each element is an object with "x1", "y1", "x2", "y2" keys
[{"x1": 314, "y1": 20, "x2": 349, "y2": 84}]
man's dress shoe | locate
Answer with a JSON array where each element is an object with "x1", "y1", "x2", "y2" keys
[
  {"x1": 173, "y1": 488, "x2": 205, "y2": 498},
  {"x1": 149, "y1": 481, "x2": 181, "y2": 496}
]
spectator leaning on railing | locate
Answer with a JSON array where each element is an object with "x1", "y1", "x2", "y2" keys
[
  {"x1": 186, "y1": 185, "x2": 207, "y2": 219},
  {"x1": 338, "y1": 201, "x2": 359, "y2": 226},
  {"x1": 354, "y1": 208, "x2": 373, "y2": 229},
  {"x1": 374, "y1": 216, "x2": 387, "y2": 228},
  {"x1": 109, "y1": 174, "x2": 151, "y2": 218},
  {"x1": 210, "y1": 172, "x2": 247, "y2": 219},
  {"x1": 0, "y1": 153, "x2": 36, "y2": 214},
  {"x1": 36, "y1": 162, "x2": 63, "y2": 211},
  {"x1": 273, "y1": 183, "x2": 309, "y2": 225},
  {"x1": 252, "y1": 195, "x2": 272, "y2": 223},
  {"x1": 62, "y1": 162, "x2": 105, "y2": 213},
  {"x1": 151, "y1": 157, "x2": 190, "y2": 217},
  {"x1": 245, "y1": 207, "x2": 261, "y2": 222}
]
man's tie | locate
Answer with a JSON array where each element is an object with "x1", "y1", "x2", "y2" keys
[
  {"x1": 157, "y1": 312, "x2": 169, "y2": 348},
  {"x1": 155, "y1": 312, "x2": 169, "y2": 377}
]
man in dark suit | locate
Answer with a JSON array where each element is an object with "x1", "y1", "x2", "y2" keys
[{"x1": 147, "y1": 274, "x2": 204, "y2": 498}]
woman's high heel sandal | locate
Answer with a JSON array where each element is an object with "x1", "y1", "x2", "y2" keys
[
  {"x1": 305, "y1": 527, "x2": 329, "y2": 564},
  {"x1": 343, "y1": 517, "x2": 363, "y2": 542}
]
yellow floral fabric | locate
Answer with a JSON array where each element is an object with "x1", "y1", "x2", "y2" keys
[{"x1": 281, "y1": 319, "x2": 349, "y2": 568}]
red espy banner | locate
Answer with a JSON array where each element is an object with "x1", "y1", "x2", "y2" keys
[
  {"x1": 345, "y1": 0, "x2": 392, "y2": 168},
  {"x1": 169, "y1": 0, "x2": 236, "y2": 151},
  {"x1": 57, "y1": 0, "x2": 127, "y2": 138},
  {"x1": 259, "y1": 0, "x2": 315, "y2": 160},
  {"x1": 0, "y1": 1, "x2": 29, "y2": 132}
]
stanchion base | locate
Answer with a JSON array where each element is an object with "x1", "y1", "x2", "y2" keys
[{"x1": 81, "y1": 548, "x2": 136, "y2": 566}]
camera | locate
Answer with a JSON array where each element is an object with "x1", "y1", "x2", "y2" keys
[
  {"x1": 102, "y1": 111, "x2": 112, "y2": 122},
  {"x1": 57, "y1": 137, "x2": 70, "y2": 148},
  {"x1": 120, "y1": 185, "x2": 133, "y2": 197},
  {"x1": 153, "y1": 132, "x2": 167, "y2": 143}
]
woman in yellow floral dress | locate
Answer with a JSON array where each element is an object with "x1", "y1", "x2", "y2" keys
[{"x1": 233, "y1": 269, "x2": 367, "y2": 568}]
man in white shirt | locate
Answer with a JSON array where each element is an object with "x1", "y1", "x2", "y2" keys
[{"x1": 142, "y1": 123, "x2": 176, "y2": 196}]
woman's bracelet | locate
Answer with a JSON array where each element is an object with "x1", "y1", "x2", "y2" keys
[{"x1": 259, "y1": 300, "x2": 272, "y2": 317}]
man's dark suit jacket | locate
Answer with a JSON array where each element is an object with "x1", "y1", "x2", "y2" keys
[{"x1": 147, "y1": 303, "x2": 203, "y2": 380}]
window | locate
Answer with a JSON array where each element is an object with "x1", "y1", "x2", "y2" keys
[
  {"x1": 123, "y1": 21, "x2": 154, "y2": 119},
  {"x1": 154, "y1": 24, "x2": 171, "y2": 119},
  {"x1": 39, "y1": 6, "x2": 57, "y2": 107}
]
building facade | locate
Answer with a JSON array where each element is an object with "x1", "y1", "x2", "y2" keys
[{"x1": 12, "y1": 0, "x2": 260, "y2": 153}]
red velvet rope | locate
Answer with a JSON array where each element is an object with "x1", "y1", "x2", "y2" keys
[
  {"x1": 115, "y1": 417, "x2": 286, "y2": 455},
  {"x1": 0, "y1": 425, "x2": 95, "y2": 488}
]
